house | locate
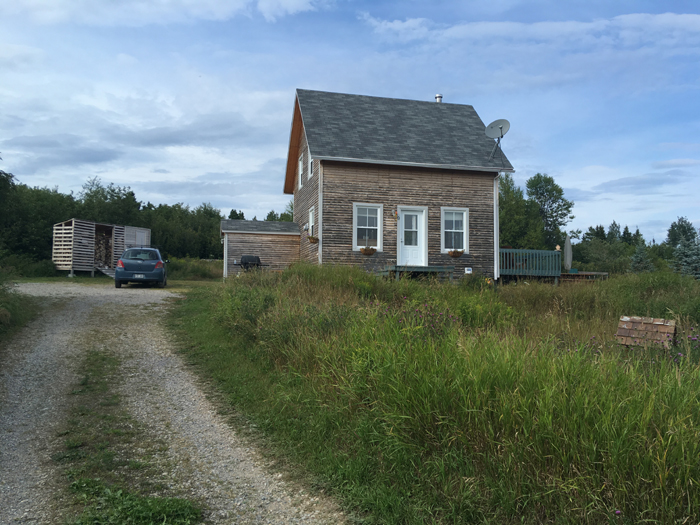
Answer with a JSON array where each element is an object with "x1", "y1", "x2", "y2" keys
[{"x1": 222, "y1": 89, "x2": 514, "y2": 279}]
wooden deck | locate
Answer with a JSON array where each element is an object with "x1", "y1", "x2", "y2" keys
[{"x1": 499, "y1": 248, "x2": 561, "y2": 278}]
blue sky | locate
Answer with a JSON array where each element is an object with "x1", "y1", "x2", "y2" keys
[{"x1": 1, "y1": 1, "x2": 698, "y2": 243}]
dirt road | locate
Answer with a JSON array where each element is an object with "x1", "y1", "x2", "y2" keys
[{"x1": 0, "y1": 282, "x2": 345, "y2": 524}]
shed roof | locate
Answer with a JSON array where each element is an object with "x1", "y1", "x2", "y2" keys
[
  {"x1": 220, "y1": 220, "x2": 300, "y2": 235},
  {"x1": 284, "y1": 89, "x2": 513, "y2": 193}
]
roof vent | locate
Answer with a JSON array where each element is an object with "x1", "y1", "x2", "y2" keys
[{"x1": 435, "y1": 94, "x2": 443, "y2": 103}]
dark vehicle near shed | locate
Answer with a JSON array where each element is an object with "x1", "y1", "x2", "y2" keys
[{"x1": 115, "y1": 248, "x2": 168, "y2": 288}]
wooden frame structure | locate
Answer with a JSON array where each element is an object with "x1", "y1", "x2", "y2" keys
[{"x1": 52, "y1": 218, "x2": 150, "y2": 276}]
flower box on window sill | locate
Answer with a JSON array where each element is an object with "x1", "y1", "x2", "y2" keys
[
  {"x1": 360, "y1": 247, "x2": 377, "y2": 256},
  {"x1": 308, "y1": 235, "x2": 319, "y2": 244},
  {"x1": 447, "y1": 250, "x2": 464, "y2": 258}
]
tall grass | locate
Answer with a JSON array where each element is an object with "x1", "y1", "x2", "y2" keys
[
  {"x1": 172, "y1": 264, "x2": 700, "y2": 524},
  {"x1": 166, "y1": 257, "x2": 222, "y2": 280},
  {"x1": 0, "y1": 254, "x2": 58, "y2": 277},
  {"x1": 0, "y1": 266, "x2": 37, "y2": 341}
]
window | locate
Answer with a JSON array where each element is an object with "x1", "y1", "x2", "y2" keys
[
  {"x1": 308, "y1": 151, "x2": 313, "y2": 180},
  {"x1": 298, "y1": 155, "x2": 303, "y2": 189},
  {"x1": 441, "y1": 207, "x2": 469, "y2": 253},
  {"x1": 352, "y1": 203, "x2": 383, "y2": 251},
  {"x1": 309, "y1": 206, "x2": 315, "y2": 237}
]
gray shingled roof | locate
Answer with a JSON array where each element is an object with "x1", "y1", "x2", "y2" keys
[
  {"x1": 220, "y1": 220, "x2": 300, "y2": 234},
  {"x1": 297, "y1": 89, "x2": 513, "y2": 172}
]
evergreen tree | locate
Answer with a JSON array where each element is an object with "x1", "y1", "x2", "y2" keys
[
  {"x1": 667, "y1": 217, "x2": 697, "y2": 248},
  {"x1": 265, "y1": 210, "x2": 280, "y2": 221},
  {"x1": 674, "y1": 238, "x2": 700, "y2": 279},
  {"x1": 630, "y1": 243, "x2": 655, "y2": 273},
  {"x1": 621, "y1": 225, "x2": 633, "y2": 244},
  {"x1": 607, "y1": 221, "x2": 621, "y2": 243},
  {"x1": 228, "y1": 209, "x2": 245, "y2": 220},
  {"x1": 582, "y1": 225, "x2": 606, "y2": 242},
  {"x1": 632, "y1": 228, "x2": 644, "y2": 245}
]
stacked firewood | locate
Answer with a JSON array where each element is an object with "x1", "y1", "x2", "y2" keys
[{"x1": 95, "y1": 232, "x2": 113, "y2": 268}]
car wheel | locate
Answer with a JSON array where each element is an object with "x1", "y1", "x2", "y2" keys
[
  {"x1": 115, "y1": 279, "x2": 122, "y2": 288},
  {"x1": 158, "y1": 278, "x2": 166, "y2": 288}
]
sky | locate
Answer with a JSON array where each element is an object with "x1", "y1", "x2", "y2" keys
[{"x1": 1, "y1": 0, "x2": 698, "y2": 243}]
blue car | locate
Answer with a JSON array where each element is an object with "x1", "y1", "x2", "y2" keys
[{"x1": 115, "y1": 248, "x2": 168, "y2": 288}]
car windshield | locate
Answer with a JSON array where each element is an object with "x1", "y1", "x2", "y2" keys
[{"x1": 123, "y1": 249, "x2": 158, "y2": 261}]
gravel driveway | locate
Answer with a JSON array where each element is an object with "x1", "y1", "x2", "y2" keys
[{"x1": 0, "y1": 282, "x2": 345, "y2": 524}]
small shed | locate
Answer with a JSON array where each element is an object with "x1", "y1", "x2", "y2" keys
[
  {"x1": 221, "y1": 220, "x2": 300, "y2": 277},
  {"x1": 52, "y1": 218, "x2": 151, "y2": 276}
]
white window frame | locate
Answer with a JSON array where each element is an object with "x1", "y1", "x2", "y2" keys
[
  {"x1": 440, "y1": 207, "x2": 469, "y2": 254},
  {"x1": 309, "y1": 206, "x2": 315, "y2": 237},
  {"x1": 308, "y1": 150, "x2": 313, "y2": 180},
  {"x1": 352, "y1": 202, "x2": 383, "y2": 251},
  {"x1": 298, "y1": 155, "x2": 304, "y2": 189}
]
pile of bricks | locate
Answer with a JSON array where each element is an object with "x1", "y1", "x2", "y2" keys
[{"x1": 615, "y1": 316, "x2": 676, "y2": 349}]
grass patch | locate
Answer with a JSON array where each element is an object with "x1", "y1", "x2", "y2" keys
[
  {"x1": 170, "y1": 264, "x2": 700, "y2": 524},
  {"x1": 0, "y1": 267, "x2": 38, "y2": 344},
  {"x1": 54, "y1": 344, "x2": 201, "y2": 524},
  {"x1": 166, "y1": 257, "x2": 222, "y2": 280}
]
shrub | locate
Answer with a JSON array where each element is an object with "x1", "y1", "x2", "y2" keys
[
  {"x1": 0, "y1": 254, "x2": 58, "y2": 277},
  {"x1": 458, "y1": 292, "x2": 516, "y2": 329}
]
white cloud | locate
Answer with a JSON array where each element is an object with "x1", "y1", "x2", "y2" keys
[
  {"x1": 360, "y1": 13, "x2": 432, "y2": 43},
  {"x1": 365, "y1": 12, "x2": 700, "y2": 49},
  {"x1": 0, "y1": 0, "x2": 325, "y2": 25},
  {"x1": 651, "y1": 158, "x2": 700, "y2": 169},
  {"x1": 0, "y1": 43, "x2": 43, "y2": 69},
  {"x1": 360, "y1": 12, "x2": 700, "y2": 93},
  {"x1": 257, "y1": 0, "x2": 318, "y2": 21}
]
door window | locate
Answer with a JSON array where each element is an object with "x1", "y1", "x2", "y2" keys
[{"x1": 404, "y1": 214, "x2": 418, "y2": 246}]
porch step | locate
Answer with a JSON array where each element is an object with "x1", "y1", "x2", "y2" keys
[{"x1": 97, "y1": 267, "x2": 115, "y2": 279}]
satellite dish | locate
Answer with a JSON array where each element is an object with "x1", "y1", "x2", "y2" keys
[
  {"x1": 485, "y1": 118, "x2": 510, "y2": 160},
  {"x1": 485, "y1": 119, "x2": 510, "y2": 139}
]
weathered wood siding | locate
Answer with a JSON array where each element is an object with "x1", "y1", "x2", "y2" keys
[
  {"x1": 225, "y1": 233, "x2": 300, "y2": 275},
  {"x1": 292, "y1": 128, "x2": 320, "y2": 264},
  {"x1": 52, "y1": 219, "x2": 96, "y2": 271},
  {"x1": 320, "y1": 161, "x2": 496, "y2": 277}
]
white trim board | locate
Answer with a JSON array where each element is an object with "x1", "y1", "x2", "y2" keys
[{"x1": 313, "y1": 155, "x2": 515, "y2": 173}]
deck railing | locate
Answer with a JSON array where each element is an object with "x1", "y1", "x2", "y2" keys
[{"x1": 499, "y1": 248, "x2": 561, "y2": 277}]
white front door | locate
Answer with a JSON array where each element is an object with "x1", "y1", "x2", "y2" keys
[{"x1": 399, "y1": 209, "x2": 426, "y2": 266}]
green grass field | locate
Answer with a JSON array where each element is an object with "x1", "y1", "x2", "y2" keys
[{"x1": 169, "y1": 264, "x2": 700, "y2": 524}]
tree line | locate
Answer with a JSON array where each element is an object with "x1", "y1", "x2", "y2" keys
[
  {"x1": 0, "y1": 170, "x2": 295, "y2": 266},
  {"x1": 0, "y1": 172, "x2": 224, "y2": 262},
  {"x1": 499, "y1": 172, "x2": 700, "y2": 278},
  {"x1": 1, "y1": 168, "x2": 698, "y2": 279}
]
